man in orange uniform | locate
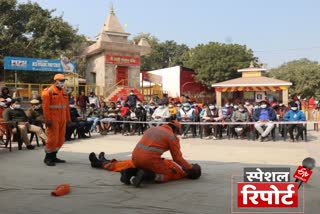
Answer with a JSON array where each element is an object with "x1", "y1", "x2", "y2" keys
[
  {"x1": 88, "y1": 152, "x2": 188, "y2": 185},
  {"x1": 130, "y1": 121, "x2": 201, "y2": 187},
  {"x1": 42, "y1": 74, "x2": 71, "y2": 166}
]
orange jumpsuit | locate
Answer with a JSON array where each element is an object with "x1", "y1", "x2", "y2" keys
[
  {"x1": 42, "y1": 85, "x2": 70, "y2": 152},
  {"x1": 102, "y1": 159, "x2": 187, "y2": 181},
  {"x1": 132, "y1": 125, "x2": 192, "y2": 182}
]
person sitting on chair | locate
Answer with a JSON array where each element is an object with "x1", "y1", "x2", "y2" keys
[
  {"x1": 231, "y1": 104, "x2": 249, "y2": 139},
  {"x1": 176, "y1": 102, "x2": 196, "y2": 139},
  {"x1": 151, "y1": 101, "x2": 170, "y2": 126},
  {"x1": 2, "y1": 99, "x2": 47, "y2": 149},
  {"x1": 283, "y1": 103, "x2": 306, "y2": 142},
  {"x1": 66, "y1": 100, "x2": 91, "y2": 140},
  {"x1": 202, "y1": 103, "x2": 223, "y2": 140},
  {"x1": 26, "y1": 99, "x2": 44, "y2": 128},
  {"x1": 253, "y1": 100, "x2": 277, "y2": 142}
]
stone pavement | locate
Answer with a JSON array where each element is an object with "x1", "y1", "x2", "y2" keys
[{"x1": 0, "y1": 130, "x2": 320, "y2": 214}]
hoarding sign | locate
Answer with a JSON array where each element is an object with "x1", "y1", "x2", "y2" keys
[{"x1": 4, "y1": 56, "x2": 76, "y2": 72}]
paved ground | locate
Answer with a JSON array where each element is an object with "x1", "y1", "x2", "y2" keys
[{"x1": 0, "y1": 129, "x2": 320, "y2": 214}]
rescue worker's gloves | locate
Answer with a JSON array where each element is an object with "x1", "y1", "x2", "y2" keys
[
  {"x1": 186, "y1": 163, "x2": 201, "y2": 179},
  {"x1": 45, "y1": 120, "x2": 52, "y2": 127}
]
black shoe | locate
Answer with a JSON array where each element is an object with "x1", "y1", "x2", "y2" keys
[
  {"x1": 44, "y1": 153, "x2": 56, "y2": 166},
  {"x1": 98, "y1": 152, "x2": 110, "y2": 162},
  {"x1": 89, "y1": 152, "x2": 103, "y2": 168},
  {"x1": 53, "y1": 152, "x2": 66, "y2": 163},
  {"x1": 132, "y1": 169, "x2": 156, "y2": 187},
  {"x1": 120, "y1": 168, "x2": 138, "y2": 185},
  {"x1": 26, "y1": 145, "x2": 35, "y2": 150}
]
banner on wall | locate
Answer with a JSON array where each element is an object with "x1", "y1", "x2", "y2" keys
[
  {"x1": 142, "y1": 72, "x2": 162, "y2": 85},
  {"x1": 4, "y1": 56, "x2": 76, "y2": 72},
  {"x1": 106, "y1": 55, "x2": 140, "y2": 66}
]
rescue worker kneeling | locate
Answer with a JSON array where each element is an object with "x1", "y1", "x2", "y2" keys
[
  {"x1": 89, "y1": 151, "x2": 201, "y2": 187},
  {"x1": 125, "y1": 120, "x2": 200, "y2": 187}
]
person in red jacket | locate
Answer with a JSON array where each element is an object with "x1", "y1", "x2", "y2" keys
[
  {"x1": 123, "y1": 120, "x2": 201, "y2": 187},
  {"x1": 42, "y1": 74, "x2": 71, "y2": 166}
]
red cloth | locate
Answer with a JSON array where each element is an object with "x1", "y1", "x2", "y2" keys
[{"x1": 309, "y1": 97, "x2": 316, "y2": 110}]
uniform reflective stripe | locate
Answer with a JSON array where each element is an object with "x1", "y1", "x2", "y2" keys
[
  {"x1": 49, "y1": 105, "x2": 66, "y2": 109},
  {"x1": 136, "y1": 143, "x2": 165, "y2": 154}
]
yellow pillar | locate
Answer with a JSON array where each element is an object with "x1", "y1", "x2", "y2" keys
[
  {"x1": 216, "y1": 91, "x2": 222, "y2": 107},
  {"x1": 282, "y1": 89, "x2": 288, "y2": 105}
]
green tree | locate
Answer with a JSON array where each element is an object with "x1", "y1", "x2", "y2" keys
[
  {"x1": 0, "y1": 0, "x2": 88, "y2": 83},
  {"x1": 183, "y1": 42, "x2": 257, "y2": 86},
  {"x1": 132, "y1": 33, "x2": 189, "y2": 71},
  {"x1": 268, "y1": 58, "x2": 320, "y2": 98}
]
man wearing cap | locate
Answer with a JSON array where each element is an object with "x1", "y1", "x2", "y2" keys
[
  {"x1": 26, "y1": 99, "x2": 44, "y2": 128},
  {"x1": 42, "y1": 73, "x2": 71, "y2": 166},
  {"x1": 3, "y1": 99, "x2": 47, "y2": 150},
  {"x1": 120, "y1": 120, "x2": 201, "y2": 187}
]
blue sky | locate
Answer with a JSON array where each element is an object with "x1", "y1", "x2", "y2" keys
[{"x1": 19, "y1": 0, "x2": 320, "y2": 68}]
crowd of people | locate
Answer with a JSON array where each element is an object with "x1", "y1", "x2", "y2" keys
[{"x1": 0, "y1": 84, "x2": 310, "y2": 153}]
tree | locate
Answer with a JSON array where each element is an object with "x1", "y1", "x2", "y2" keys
[
  {"x1": 182, "y1": 42, "x2": 257, "y2": 86},
  {"x1": 268, "y1": 58, "x2": 320, "y2": 98},
  {"x1": 0, "y1": 0, "x2": 88, "y2": 83},
  {"x1": 132, "y1": 33, "x2": 189, "y2": 71}
]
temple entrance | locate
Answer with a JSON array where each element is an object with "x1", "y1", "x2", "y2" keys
[{"x1": 116, "y1": 66, "x2": 128, "y2": 86}]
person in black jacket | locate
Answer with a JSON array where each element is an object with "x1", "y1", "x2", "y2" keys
[
  {"x1": 66, "y1": 100, "x2": 92, "y2": 140},
  {"x1": 253, "y1": 100, "x2": 277, "y2": 142},
  {"x1": 125, "y1": 90, "x2": 141, "y2": 107}
]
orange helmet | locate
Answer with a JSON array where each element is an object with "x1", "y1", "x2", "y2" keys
[
  {"x1": 168, "y1": 120, "x2": 181, "y2": 134},
  {"x1": 54, "y1": 73, "x2": 66, "y2": 81}
]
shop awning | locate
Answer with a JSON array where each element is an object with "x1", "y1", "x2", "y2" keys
[{"x1": 215, "y1": 86, "x2": 289, "y2": 92}]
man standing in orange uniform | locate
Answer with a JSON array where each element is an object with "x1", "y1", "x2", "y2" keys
[
  {"x1": 127, "y1": 120, "x2": 201, "y2": 187},
  {"x1": 42, "y1": 74, "x2": 71, "y2": 166}
]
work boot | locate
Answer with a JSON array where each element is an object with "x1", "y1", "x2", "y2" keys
[
  {"x1": 44, "y1": 153, "x2": 56, "y2": 166},
  {"x1": 132, "y1": 169, "x2": 156, "y2": 188},
  {"x1": 120, "y1": 168, "x2": 138, "y2": 185},
  {"x1": 26, "y1": 145, "x2": 35, "y2": 150},
  {"x1": 53, "y1": 152, "x2": 66, "y2": 163},
  {"x1": 89, "y1": 152, "x2": 103, "y2": 168},
  {"x1": 98, "y1": 152, "x2": 110, "y2": 162}
]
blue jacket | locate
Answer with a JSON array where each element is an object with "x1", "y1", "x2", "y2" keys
[
  {"x1": 283, "y1": 110, "x2": 306, "y2": 121},
  {"x1": 253, "y1": 107, "x2": 277, "y2": 121}
]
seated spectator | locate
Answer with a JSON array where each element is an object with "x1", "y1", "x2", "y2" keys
[
  {"x1": 66, "y1": 100, "x2": 91, "y2": 140},
  {"x1": 221, "y1": 102, "x2": 233, "y2": 121},
  {"x1": 177, "y1": 102, "x2": 196, "y2": 139},
  {"x1": 244, "y1": 101, "x2": 253, "y2": 118},
  {"x1": 0, "y1": 98, "x2": 8, "y2": 145},
  {"x1": 26, "y1": 99, "x2": 44, "y2": 127},
  {"x1": 253, "y1": 100, "x2": 277, "y2": 142},
  {"x1": 167, "y1": 102, "x2": 177, "y2": 120},
  {"x1": 0, "y1": 87, "x2": 11, "y2": 100},
  {"x1": 123, "y1": 106, "x2": 139, "y2": 136},
  {"x1": 231, "y1": 104, "x2": 249, "y2": 139},
  {"x1": 2, "y1": 99, "x2": 47, "y2": 149},
  {"x1": 283, "y1": 103, "x2": 306, "y2": 142},
  {"x1": 86, "y1": 103, "x2": 100, "y2": 132},
  {"x1": 100, "y1": 102, "x2": 119, "y2": 133},
  {"x1": 135, "y1": 102, "x2": 147, "y2": 134},
  {"x1": 151, "y1": 101, "x2": 170, "y2": 126},
  {"x1": 99, "y1": 101, "x2": 109, "y2": 135},
  {"x1": 202, "y1": 103, "x2": 223, "y2": 140}
]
